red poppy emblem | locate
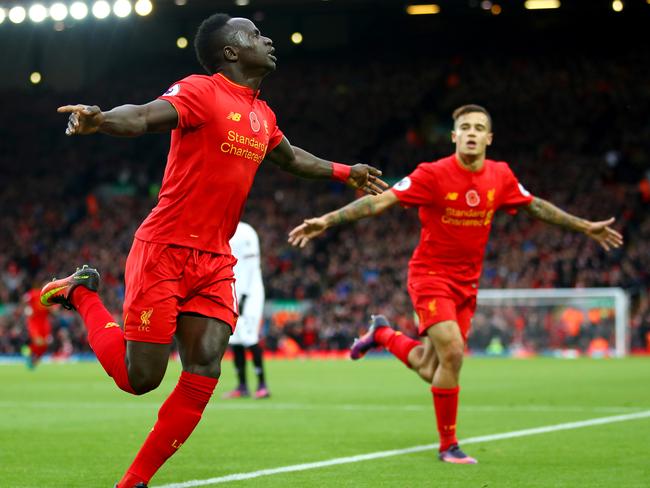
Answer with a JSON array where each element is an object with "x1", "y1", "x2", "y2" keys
[
  {"x1": 249, "y1": 111, "x2": 261, "y2": 133},
  {"x1": 466, "y1": 189, "x2": 480, "y2": 207}
]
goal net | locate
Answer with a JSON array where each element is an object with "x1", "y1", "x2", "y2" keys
[{"x1": 471, "y1": 288, "x2": 630, "y2": 357}]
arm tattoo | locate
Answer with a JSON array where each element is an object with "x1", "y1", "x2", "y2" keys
[
  {"x1": 524, "y1": 197, "x2": 589, "y2": 233},
  {"x1": 325, "y1": 196, "x2": 378, "y2": 226}
]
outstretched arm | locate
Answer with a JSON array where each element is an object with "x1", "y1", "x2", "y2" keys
[
  {"x1": 288, "y1": 190, "x2": 399, "y2": 248},
  {"x1": 266, "y1": 137, "x2": 389, "y2": 195},
  {"x1": 524, "y1": 196, "x2": 623, "y2": 251},
  {"x1": 57, "y1": 99, "x2": 178, "y2": 137}
]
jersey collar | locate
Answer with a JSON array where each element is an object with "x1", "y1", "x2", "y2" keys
[
  {"x1": 215, "y1": 73, "x2": 261, "y2": 99},
  {"x1": 452, "y1": 153, "x2": 487, "y2": 174}
]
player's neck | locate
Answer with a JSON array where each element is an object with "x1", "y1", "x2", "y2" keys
[
  {"x1": 456, "y1": 152, "x2": 485, "y2": 172},
  {"x1": 219, "y1": 66, "x2": 267, "y2": 92}
]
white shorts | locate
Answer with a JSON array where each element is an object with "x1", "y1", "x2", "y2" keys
[{"x1": 230, "y1": 290, "x2": 264, "y2": 347}]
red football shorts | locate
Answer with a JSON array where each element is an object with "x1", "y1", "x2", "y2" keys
[
  {"x1": 123, "y1": 238, "x2": 238, "y2": 344},
  {"x1": 407, "y1": 273, "x2": 477, "y2": 341}
]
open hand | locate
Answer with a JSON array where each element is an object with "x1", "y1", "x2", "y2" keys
[
  {"x1": 347, "y1": 164, "x2": 389, "y2": 195},
  {"x1": 288, "y1": 217, "x2": 328, "y2": 248},
  {"x1": 585, "y1": 217, "x2": 623, "y2": 251},
  {"x1": 57, "y1": 104, "x2": 104, "y2": 135}
]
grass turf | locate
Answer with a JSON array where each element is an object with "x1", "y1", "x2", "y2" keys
[{"x1": 1, "y1": 356, "x2": 649, "y2": 487}]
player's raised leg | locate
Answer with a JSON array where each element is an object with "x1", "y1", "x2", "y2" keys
[
  {"x1": 117, "y1": 314, "x2": 229, "y2": 488},
  {"x1": 41, "y1": 265, "x2": 139, "y2": 394},
  {"x1": 41, "y1": 263, "x2": 173, "y2": 396},
  {"x1": 426, "y1": 320, "x2": 476, "y2": 464},
  {"x1": 350, "y1": 314, "x2": 422, "y2": 367}
]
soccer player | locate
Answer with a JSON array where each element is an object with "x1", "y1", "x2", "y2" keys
[
  {"x1": 42, "y1": 14, "x2": 387, "y2": 488},
  {"x1": 22, "y1": 286, "x2": 52, "y2": 369},
  {"x1": 223, "y1": 221, "x2": 270, "y2": 399},
  {"x1": 288, "y1": 104, "x2": 623, "y2": 464}
]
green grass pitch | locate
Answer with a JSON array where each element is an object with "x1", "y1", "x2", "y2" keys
[{"x1": 1, "y1": 356, "x2": 649, "y2": 487}]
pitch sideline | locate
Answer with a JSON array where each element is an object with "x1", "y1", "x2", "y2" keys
[{"x1": 155, "y1": 409, "x2": 650, "y2": 488}]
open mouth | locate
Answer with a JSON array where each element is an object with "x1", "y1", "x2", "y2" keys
[
  {"x1": 268, "y1": 54, "x2": 277, "y2": 61},
  {"x1": 467, "y1": 141, "x2": 477, "y2": 149}
]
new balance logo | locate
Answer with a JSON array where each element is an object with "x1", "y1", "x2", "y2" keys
[
  {"x1": 444, "y1": 192, "x2": 458, "y2": 201},
  {"x1": 104, "y1": 322, "x2": 120, "y2": 329},
  {"x1": 226, "y1": 112, "x2": 242, "y2": 121}
]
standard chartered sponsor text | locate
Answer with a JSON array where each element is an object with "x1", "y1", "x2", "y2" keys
[
  {"x1": 220, "y1": 130, "x2": 267, "y2": 163},
  {"x1": 441, "y1": 207, "x2": 493, "y2": 226}
]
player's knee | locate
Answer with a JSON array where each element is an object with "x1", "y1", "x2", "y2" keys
[
  {"x1": 184, "y1": 359, "x2": 222, "y2": 379},
  {"x1": 439, "y1": 342, "x2": 464, "y2": 371},
  {"x1": 126, "y1": 364, "x2": 166, "y2": 395},
  {"x1": 418, "y1": 365, "x2": 434, "y2": 383},
  {"x1": 129, "y1": 373, "x2": 164, "y2": 395}
]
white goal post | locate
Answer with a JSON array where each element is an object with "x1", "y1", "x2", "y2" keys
[{"x1": 476, "y1": 288, "x2": 630, "y2": 357}]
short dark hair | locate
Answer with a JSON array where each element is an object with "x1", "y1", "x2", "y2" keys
[
  {"x1": 194, "y1": 13, "x2": 232, "y2": 74},
  {"x1": 452, "y1": 104, "x2": 492, "y2": 130}
]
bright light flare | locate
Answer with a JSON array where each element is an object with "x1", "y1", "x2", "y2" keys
[
  {"x1": 406, "y1": 4, "x2": 440, "y2": 15},
  {"x1": 134, "y1": 0, "x2": 153, "y2": 16},
  {"x1": 92, "y1": 0, "x2": 111, "y2": 19},
  {"x1": 70, "y1": 2, "x2": 89, "y2": 19},
  {"x1": 176, "y1": 36, "x2": 188, "y2": 49},
  {"x1": 612, "y1": 0, "x2": 624, "y2": 12},
  {"x1": 50, "y1": 3, "x2": 69, "y2": 21},
  {"x1": 113, "y1": 0, "x2": 132, "y2": 18},
  {"x1": 9, "y1": 6, "x2": 27, "y2": 23},
  {"x1": 30, "y1": 72, "x2": 42, "y2": 84},
  {"x1": 29, "y1": 4, "x2": 48, "y2": 22},
  {"x1": 0, "y1": 8, "x2": 6, "y2": 24},
  {"x1": 524, "y1": 0, "x2": 560, "y2": 9},
  {"x1": 290, "y1": 32, "x2": 303, "y2": 44}
]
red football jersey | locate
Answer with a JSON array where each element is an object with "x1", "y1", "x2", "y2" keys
[
  {"x1": 391, "y1": 154, "x2": 534, "y2": 284},
  {"x1": 136, "y1": 73, "x2": 284, "y2": 254}
]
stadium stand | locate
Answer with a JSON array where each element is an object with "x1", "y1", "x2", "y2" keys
[{"x1": 1, "y1": 51, "x2": 649, "y2": 356}]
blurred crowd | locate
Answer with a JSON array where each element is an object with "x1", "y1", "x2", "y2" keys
[{"x1": 1, "y1": 50, "x2": 649, "y2": 358}]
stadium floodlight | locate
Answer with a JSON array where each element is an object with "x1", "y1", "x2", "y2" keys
[
  {"x1": 113, "y1": 0, "x2": 132, "y2": 18},
  {"x1": 134, "y1": 0, "x2": 153, "y2": 16},
  {"x1": 70, "y1": 2, "x2": 89, "y2": 19},
  {"x1": 176, "y1": 36, "x2": 188, "y2": 48},
  {"x1": 29, "y1": 4, "x2": 48, "y2": 22},
  {"x1": 406, "y1": 4, "x2": 440, "y2": 15},
  {"x1": 235, "y1": 0, "x2": 250, "y2": 6},
  {"x1": 92, "y1": 0, "x2": 111, "y2": 19},
  {"x1": 524, "y1": 0, "x2": 560, "y2": 9},
  {"x1": 0, "y1": 8, "x2": 6, "y2": 24},
  {"x1": 30, "y1": 72, "x2": 42, "y2": 84},
  {"x1": 9, "y1": 6, "x2": 27, "y2": 23},
  {"x1": 290, "y1": 32, "x2": 303, "y2": 44},
  {"x1": 612, "y1": 0, "x2": 623, "y2": 12},
  {"x1": 50, "y1": 3, "x2": 68, "y2": 21}
]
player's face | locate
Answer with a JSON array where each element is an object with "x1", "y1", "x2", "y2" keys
[
  {"x1": 451, "y1": 112, "x2": 493, "y2": 157},
  {"x1": 228, "y1": 18, "x2": 277, "y2": 72}
]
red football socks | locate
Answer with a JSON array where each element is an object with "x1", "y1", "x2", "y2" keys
[
  {"x1": 71, "y1": 287, "x2": 135, "y2": 394},
  {"x1": 374, "y1": 327, "x2": 419, "y2": 367},
  {"x1": 118, "y1": 372, "x2": 218, "y2": 487},
  {"x1": 431, "y1": 385, "x2": 460, "y2": 452}
]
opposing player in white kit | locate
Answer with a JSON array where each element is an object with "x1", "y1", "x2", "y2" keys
[{"x1": 224, "y1": 222, "x2": 270, "y2": 399}]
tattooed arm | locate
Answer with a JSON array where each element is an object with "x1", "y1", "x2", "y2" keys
[
  {"x1": 524, "y1": 197, "x2": 623, "y2": 251},
  {"x1": 288, "y1": 191, "x2": 399, "y2": 248}
]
